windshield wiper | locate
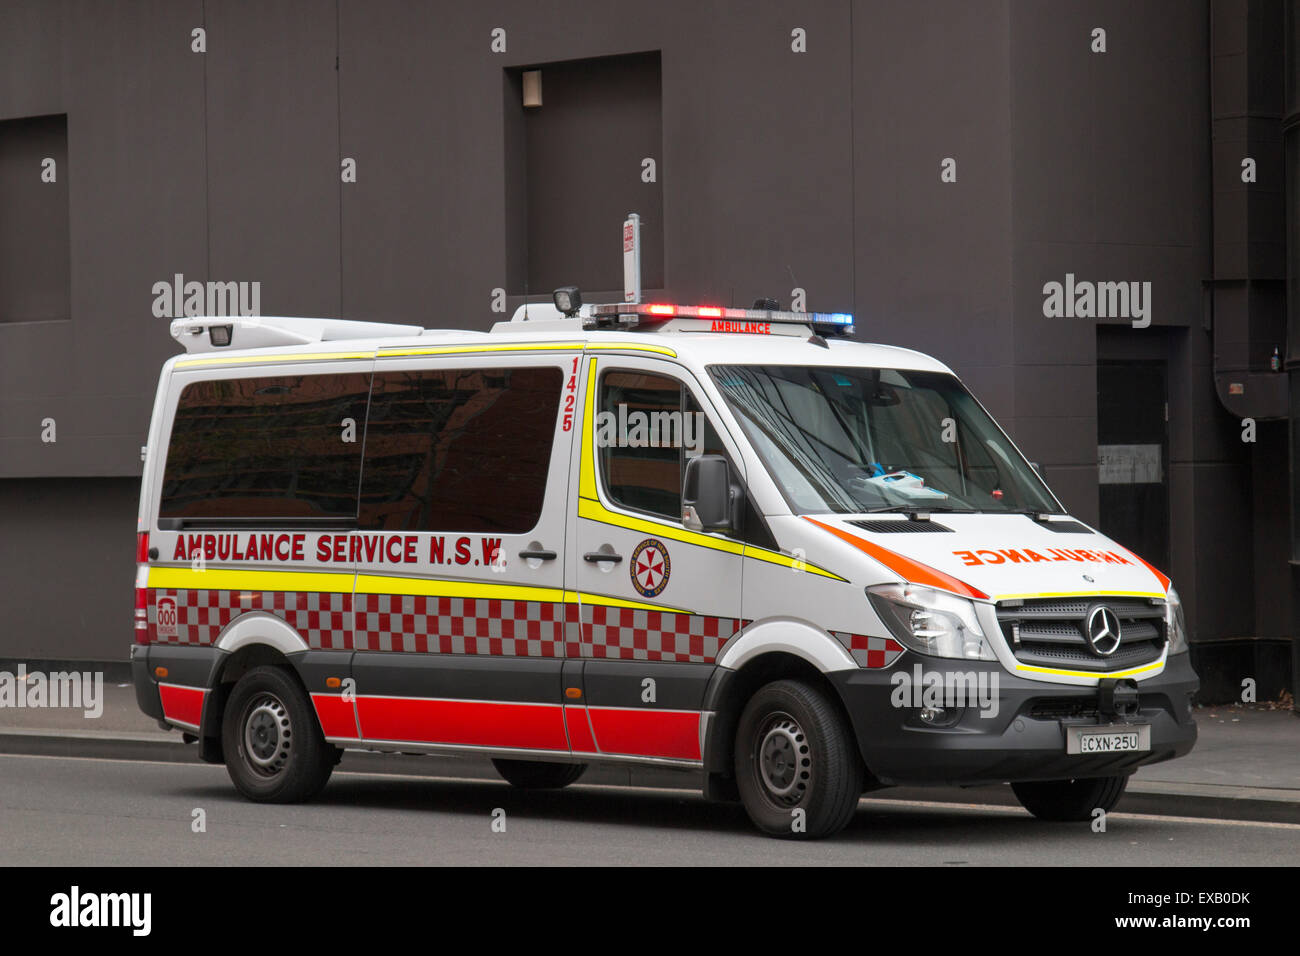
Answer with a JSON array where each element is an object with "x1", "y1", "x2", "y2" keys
[{"x1": 865, "y1": 503, "x2": 968, "y2": 515}]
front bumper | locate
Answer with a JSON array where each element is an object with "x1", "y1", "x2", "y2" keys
[{"x1": 829, "y1": 653, "x2": 1199, "y2": 786}]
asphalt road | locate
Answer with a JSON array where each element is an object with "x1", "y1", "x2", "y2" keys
[{"x1": 1, "y1": 753, "x2": 1296, "y2": 866}]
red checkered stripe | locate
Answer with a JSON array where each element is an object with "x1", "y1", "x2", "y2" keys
[
  {"x1": 147, "y1": 589, "x2": 352, "y2": 649},
  {"x1": 583, "y1": 606, "x2": 747, "y2": 663},
  {"x1": 832, "y1": 631, "x2": 906, "y2": 669},
  {"x1": 354, "y1": 593, "x2": 575, "y2": 656},
  {"x1": 147, "y1": 587, "x2": 747, "y2": 662}
]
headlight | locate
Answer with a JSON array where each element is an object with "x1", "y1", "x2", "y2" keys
[
  {"x1": 866, "y1": 583, "x2": 995, "y2": 661},
  {"x1": 1165, "y1": 586, "x2": 1189, "y2": 655}
]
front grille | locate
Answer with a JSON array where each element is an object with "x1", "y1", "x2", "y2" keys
[
  {"x1": 1027, "y1": 698, "x2": 1102, "y2": 720},
  {"x1": 996, "y1": 597, "x2": 1166, "y2": 671}
]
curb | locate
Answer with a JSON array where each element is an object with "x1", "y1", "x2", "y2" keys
[
  {"x1": 876, "y1": 782, "x2": 1300, "y2": 825},
  {"x1": 3, "y1": 730, "x2": 1297, "y2": 824}
]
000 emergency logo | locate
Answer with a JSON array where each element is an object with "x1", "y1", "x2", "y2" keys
[{"x1": 630, "y1": 539, "x2": 671, "y2": 598}]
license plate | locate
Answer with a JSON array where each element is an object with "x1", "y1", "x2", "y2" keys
[{"x1": 1066, "y1": 723, "x2": 1151, "y2": 755}]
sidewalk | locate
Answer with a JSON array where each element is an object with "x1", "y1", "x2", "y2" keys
[{"x1": 1, "y1": 682, "x2": 1296, "y2": 821}]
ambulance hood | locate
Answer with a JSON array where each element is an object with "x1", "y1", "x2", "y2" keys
[{"x1": 803, "y1": 512, "x2": 1170, "y2": 603}]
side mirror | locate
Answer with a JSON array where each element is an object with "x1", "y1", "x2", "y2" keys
[{"x1": 683, "y1": 454, "x2": 739, "y2": 532}]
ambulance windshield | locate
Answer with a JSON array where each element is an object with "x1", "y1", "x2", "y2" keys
[{"x1": 709, "y1": 365, "x2": 1061, "y2": 516}]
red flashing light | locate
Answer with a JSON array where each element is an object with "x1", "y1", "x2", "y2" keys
[
  {"x1": 646, "y1": 304, "x2": 676, "y2": 316},
  {"x1": 135, "y1": 532, "x2": 151, "y2": 642},
  {"x1": 135, "y1": 585, "x2": 150, "y2": 642}
]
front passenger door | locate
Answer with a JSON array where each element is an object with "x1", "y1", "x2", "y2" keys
[{"x1": 571, "y1": 357, "x2": 746, "y2": 763}]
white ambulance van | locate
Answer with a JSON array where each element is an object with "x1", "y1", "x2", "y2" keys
[{"x1": 132, "y1": 295, "x2": 1197, "y2": 838}]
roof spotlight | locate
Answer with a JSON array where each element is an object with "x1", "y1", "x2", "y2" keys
[{"x1": 553, "y1": 286, "x2": 582, "y2": 317}]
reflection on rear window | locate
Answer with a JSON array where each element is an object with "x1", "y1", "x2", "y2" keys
[
  {"x1": 160, "y1": 373, "x2": 371, "y2": 519},
  {"x1": 359, "y1": 366, "x2": 562, "y2": 533}
]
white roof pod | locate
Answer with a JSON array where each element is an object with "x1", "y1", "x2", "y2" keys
[
  {"x1": 169, "y1": 315, "x2": 424, "y2": 354},
  {"x1": 492, "y1": 301, "x2": 594, "y2": 333}
]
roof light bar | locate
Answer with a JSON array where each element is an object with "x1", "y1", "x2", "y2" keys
[{"x1": 586, "y1": 303, "x2": 854, "y2": 335}]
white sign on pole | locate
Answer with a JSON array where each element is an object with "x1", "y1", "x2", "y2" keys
[{"x1": 623, "y1": 213, "x2": 641, "y2": 304}]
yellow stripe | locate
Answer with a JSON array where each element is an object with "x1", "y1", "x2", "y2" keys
[
  {"x1": 1014, "y1": 660, "x2": 1165, "y2": 680},
  {"x1": 577, "y1": 497, "x2": 845, "y2": 581},
  {"x1": 579, "y1": 497, "x2": 743, "y2": 553},
  {"x1": 147, "y1": 566, "x2": 355, "y2": 593},
  {"x1": 379, "y1": 341, "x2": 677, "y2": 359},
  {"x1": 362, "y1": 575, "x2": 690, "y2": 614},
  {"x1": 996, "y1": 590, "x2": 1166, "y2": 601},
  {"x1": 585, "y1": 341, "x2": 677, "y2": 357},
  {"x1": 379, "y1": 342, "x2": 579, "y2": 358},
  {"x1": 579, "y1": 357, "x2": 601, "y2": 500},
  {"x1": 175, "y1": 350, "x2": 374, "y2": 368},
  {"x1": 176, "y1": 340, "x2": 676, "y2": 368},
  {"x1": 742, "y1": 543, "x2": 846, "y2": 580},
  {"x1": 356, "y1": 574, "x2": 564, "y2": 602},
  {"x1": 149, "y1": 566, "x2": 692, "y2": 613},
  {"x1": 569, "y1": 591, "x2": 691, "y2": 614}
]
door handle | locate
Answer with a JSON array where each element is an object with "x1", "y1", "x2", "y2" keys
[
  {"x1": 518, "y1": 548, "x2": 558, "y2": 561},
  {"x1": 583, "y1": 551, "x2": 623, "y2": 564}
]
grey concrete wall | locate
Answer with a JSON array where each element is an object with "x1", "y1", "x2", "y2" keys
[
  {"x1": 0, "y1": 0, "x2": 1272, "y2": 664},
  {"x1": 0, "y1": 479, "x2": 137, "y2": 660},
  {"x1": 1008, "y1": 0, "x2": 1212, "y2": 520},
  {"x1": 854, "y1": 0, "x2": 1016, "y2": 423},
  {"x1": 0, "y1": 0, "x2": 206, "y2": 479}
]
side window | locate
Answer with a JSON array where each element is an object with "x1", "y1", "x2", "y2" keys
[
  {"x1": 598, "y1": 370, "x2": 683, "y2": 520},
  {"x1": 359, "y1": 365, "x2": 563, "y2": 533},
  {"x1": 159, "y1": 373, "x2": 371, "y2": 520},
  {"x1": 597, "y1": 369, "x2": 728, "y2": 522}
]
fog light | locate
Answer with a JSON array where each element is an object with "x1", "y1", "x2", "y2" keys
[{"x1": 919, "y1": 706, "x2": 946, "y2": 725}]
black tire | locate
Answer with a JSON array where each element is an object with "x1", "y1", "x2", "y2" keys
[
  {"x1": 492, "y1": 759, "x2": 587, "y2": 789},
  {"x1": 1011, "y1": 774, "x2": 1129, "y2": 821},
  {"x1": 222, "y1": 665, "x2": 336, "y2": 803},
  {"x1": 734, "y1": 679, "x2": 864, "y2": 838}
]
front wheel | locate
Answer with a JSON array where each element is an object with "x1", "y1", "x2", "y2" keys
[
  {"x1": 734, "y1": 679, "x2": 864, "y2": 838},
  {"x1": 1012, "y1": 775, "x2": 1129, "y2": 821},
  {"x1": 222, "y1": 665, "x2": 336, "y2": 803}
]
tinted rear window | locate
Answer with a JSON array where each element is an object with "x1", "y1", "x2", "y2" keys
[
  {"x1": 359, "y1": 366, "x2": 562, "y2": 533},
  {"x1": 160, "y1": 373, "x2": 371, "y2": 520}
]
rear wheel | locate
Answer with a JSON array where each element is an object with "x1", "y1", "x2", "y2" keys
[
  {"x1": 222, "y1": 665, "x2": 336, "y2": 803},
  {"x1": 492, "y1": 759, "x2": 587, "y2": 789},
  {"x1": 1012, "y1": 774, "x2": 1128, "y2": 821},
  {"x1": 734, "y1": 679, "x2": 863, "y2": 838}
]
